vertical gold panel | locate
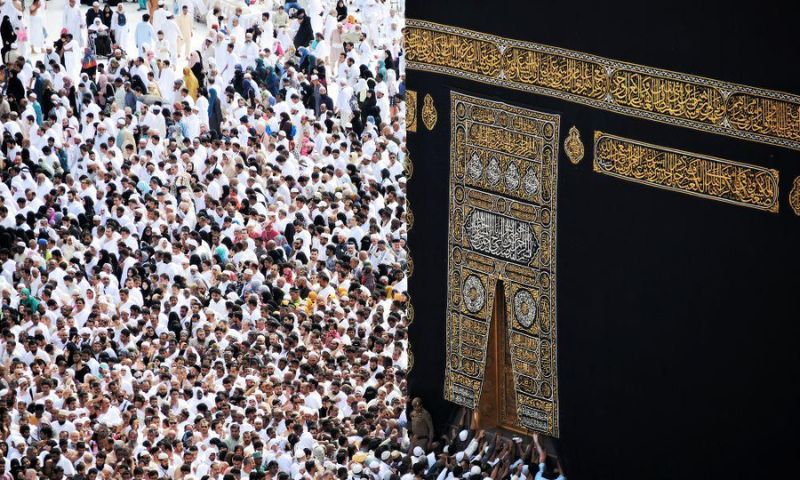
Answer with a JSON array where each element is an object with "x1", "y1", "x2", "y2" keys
[
  {"x1": 406, "y1": 90, "x2": 418, "y2": 132},
  {"x1": 445, "y1": 92, "x2": 559, "y2": 436}
]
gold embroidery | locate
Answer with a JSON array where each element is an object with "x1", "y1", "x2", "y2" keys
[
  {"x1": 726, "y1": 94, "x2": 800, "y2": 142},
  {"x1": 422, "y1": 94, "x2": 438, "y2": 130},
  {"x1": 468, "y1": 124, "x2": 541, "y2": 157},
  {"x1": 790, "y1": 177, "x2": 800, "y2": 215},
  {"x1": 609, "y1": 70, "x2": 726, "y2": 124},
  {"x1": 593, "y1": 132, "x2": 780, "y2": 212},
  {"x1": 445, "y1": 92, "x2": 559, "y2": 436},
  {"x1": 405, "y1": 150, "x2": 415, "y2": 373},
  {"x1": 405, "y1": 20, "x2": 800, "y2": 151},
  {"x1": 503, "y1": 47, "x2": 608, "y2": 100},
  {"x1": 406, "y1": 90, "x2": 417, "y2": 132},
  {"x1": 405, "y1": 26, "x2": 502, "y2": 77},
  {"x1": 564, "y1": 126, "x2": 584, "y2": 165}
]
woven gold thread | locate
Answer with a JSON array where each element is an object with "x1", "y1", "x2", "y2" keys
[
  {"x1": 790, "y1": 177, "x2": 800, "y2": 215},
  {"x1": 444, "y1": 92, "x2": 560, "y2": 436},
  {"x1": 422, "y1": 94, "x2": 438, "y2": 131},
  {"x1": 564, "y1": 126, "x2": 584, "y2": 165},
  {"x1": 593, "y1": 132, "x2": 780, "y2": 213},
  {"x1": 405, "y1": 20, "x2": 800, "y2": 151},
  {"x1": 406, "y1": 90, "x2": 418, "y2": 133}
]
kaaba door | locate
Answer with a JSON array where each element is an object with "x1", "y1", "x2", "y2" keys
[{"x1": 475, "y1": 281, "x2": 527, "y2": 434}]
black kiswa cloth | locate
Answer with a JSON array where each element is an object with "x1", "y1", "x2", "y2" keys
[{"x1": 405, "y1": 1, "x2": 800, "y2": 478}]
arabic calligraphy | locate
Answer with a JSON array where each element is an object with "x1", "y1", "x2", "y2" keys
[
  {"x1": 422, "y1": 94, "x2": 438, "y2": 130},
  {"x1": 404, "y1": 26, "x2": 502, "y2": 77},
  {"x1": 503, "y1": 47, "x2": 608, "y2": 100},
  {"x1": 468, "y1": 123, "x2": 540, "y2": 157},
  {"x1": 462, "y1": 274, "x2": 487, "y2": 313},
  {"x1": 594, "y1": 132, "x2": 779, "y2": 212},
  {"x1": 727, "y1": 94, "x2": 800, "y2": 142},
  {"x1": 464, "y1": 209, "x2": 538, "y2": 264},
  {"x1": 609, "y1": 70, "x2": 726, "y2": 124},
  {"x1": 406, "y1": 90, "x2": 418, "y2": 132},
  {"x1": 444, "y1": 92, "x2": 559, "y2": 436},
  {"x1": 405, "y1": 20, "x2": 800, "y2": 150},
  {"x1": 564, "y1": 126, "x2": 584, "y2": 165},
  {"x1": 513, "y1": 289, "x2": 537, "y2": 328},
  {"x1": 790, "y1": 177, "x2": 800, "y2": 216}
]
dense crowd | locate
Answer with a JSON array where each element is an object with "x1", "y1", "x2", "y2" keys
[{"x1": 0, "y1": 0, "x2": 564, "y2": 479}]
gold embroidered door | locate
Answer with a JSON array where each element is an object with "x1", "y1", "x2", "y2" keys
[{"x1": 443, "y1": 92, "x2": 560, "y2": 436}]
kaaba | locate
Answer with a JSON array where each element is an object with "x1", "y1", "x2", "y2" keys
[{"x1": 404, "y1": 1, "x2": 800, "y2": 478}]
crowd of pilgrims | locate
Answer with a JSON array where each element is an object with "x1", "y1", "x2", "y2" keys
[{"x1": 0, "y1": 0, "x2": 565, "y2": 479}]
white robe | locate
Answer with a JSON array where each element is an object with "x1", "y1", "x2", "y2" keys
[
  {"x1": 152, "y1": 8, "x2": 169, "y2": 35},
  {"x1": 111, "y1": 12, "x2": 129, "y2": 53},
  {"x1": 239, "y1": 40, "x2": 258, "y2": 70},
  {"x1": 259, "y1": 19, "x2": 275, "y2": 51},
  {"x1": 195, "y1": 95, "x2": 209, "y2": 125},
  {"x1": 27, "y1": 4, "x2": 45, "y2": 49},
  {"x1": 162, "y1": 19, "x2": 181, "y2": 62},
  {"x1": 62, "y1": 4, "x2": 83, "y2": 46},
  {"x1": 63, "y1": 39, "x2": 81, "y2": 80},
  {"x1": 336, "y1": 84, "x2": 353, "y2": 119},
  {"x1": 218, "y1": 50, "x2": 236, "y2": 84},
  {"x1": 157, "y1": 66, "x2": 176, "y2": 102}
]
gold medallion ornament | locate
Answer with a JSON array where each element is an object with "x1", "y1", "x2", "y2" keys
[
  {"x1": 406, "y1": 90, "x2": 418, "y2": 132},
  {"x1": 790, "y1": 177, "x2": 800, "y2": 215},
  {"x1": 564, "y1": 126, "x2": 584, "y2": 164},
  {"x1": 593, "y1": 132, "x2": 780, "y2": 212},
  {"x1": 422, "y1": 94, "x2": 438, "y2": 130}
]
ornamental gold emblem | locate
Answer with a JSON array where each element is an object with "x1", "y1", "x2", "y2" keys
[
  {"x1": 406, "y1": 90, "x2": 418, "y2": 132},
  {"x1": 564, "y1": 126, "x2": 584, "y2": 165},
  {"x1": 791, "y1": 177, "x2": 800, "y2": 215},
  {"x1": 513, "y1": 289, "x2": 537, "y2": 329},
  {"x1": 422, "y1": 94, "x2": 438, "y2": 130},
  {"x1": 462, "y1": 274, "x2": 486, "y2": 313}
]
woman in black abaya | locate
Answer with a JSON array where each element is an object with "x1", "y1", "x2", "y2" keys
[
  {"x1": 293, "y1": 9, "x2": 314, "y2": 49},
  {"x1": 336, "y1": 0, "x2": 348, "y2": 22},
  {"x1": 5, "y1": 70, "x2": 25, "y2": 112},
  {"x1": 1, "y1": 15, "x2": 17, "y2": 63},
  {"x1": 189, "y1": 50, "x2": 205, "y2": 87}
]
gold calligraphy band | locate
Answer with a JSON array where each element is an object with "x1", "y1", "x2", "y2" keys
[
  {"x1": 593, "y1": 132, "x2": 780, "y2": 212},
  {"x1": 405, "y1": 20, "x2": 800, "y2": 151}
]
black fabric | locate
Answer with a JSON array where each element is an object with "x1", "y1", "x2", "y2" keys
[
  {"x1": 406, "y1": 1, "x2": 800, "y2": 479},
  {"x1": 293, "y1": 10, "x2": 314, "y2": 49}
]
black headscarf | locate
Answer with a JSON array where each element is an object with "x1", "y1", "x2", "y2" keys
[
  {"x1": 190, "y1": 50, "x2": 205, "y2": 87},
  {"x1": 1, "y1": 15, "x2": 16, "y2": 45},
  {"x1": 101, "y1": 5, "x2": 114, "y2": 28},
  {"x1": 293, "y1": 9, "x2": 314, "y2": 49},
  {"x1": 5, "y1": 71, "x2": 25, "y2": 108},
  {"x1": 336, "y1": 1, "x2": 348, "y2": 22}
]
